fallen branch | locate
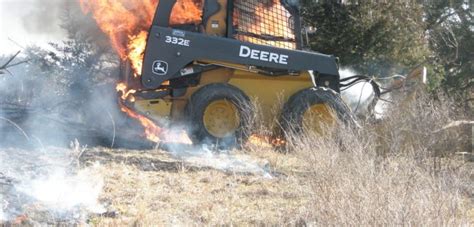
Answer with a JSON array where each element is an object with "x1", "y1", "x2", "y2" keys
[
  {"x1": 0, "y1": 51, "x2": 21, "y2": 70},
  {"x1": 0, "y1": 116, "x2": 30, "y2": 141},
  {"x1": 434, "y1": 120, "x2": 474, "y2": 133},
  {"x1": 0, "y1": 51, "x2": 29, "y2": 75}
]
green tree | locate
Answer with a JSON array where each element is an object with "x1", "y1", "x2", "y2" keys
[
  {"x1": 24, "y1": 1, "x2": 119, "y2": 98},
  {"x1": 301, "y1": 1, "x2": 430, "y2": 77},
  {"x1": 424, "y1": 0, "x2": 473, "y2": 102}
]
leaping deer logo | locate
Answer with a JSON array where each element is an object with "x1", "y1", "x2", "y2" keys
[{"x1": 152, "y1": 60, "x2": 168, "y2": 75}]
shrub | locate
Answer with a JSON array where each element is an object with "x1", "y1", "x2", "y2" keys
[{"x1": 285, "y1": 91, "x2": 472, "y2": 225}]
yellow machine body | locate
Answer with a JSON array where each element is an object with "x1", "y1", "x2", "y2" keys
[
  {"x1": 131, "y1": 0, "x2": 340, "y2": 141},
  {"x1": 133, "y1": 65, "x2": 314, "y2": 128}
]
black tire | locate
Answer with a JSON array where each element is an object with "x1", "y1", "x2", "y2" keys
[
  {"x1": 280, "y1": 87, "x2": 357, "y2": 136},
  {"x1": 185, "y1": 83, "x2": 254, "y2": 148}
]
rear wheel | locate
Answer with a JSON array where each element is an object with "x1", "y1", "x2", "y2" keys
[
  {"x1": 280, "y1": 87, "x2": 356, "y2": 136},
  {"x1": 185, "y1": 83, "x2": 253, "y2": 148}
]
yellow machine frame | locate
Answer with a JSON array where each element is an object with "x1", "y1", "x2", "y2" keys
[{"x1": 134, "y1": 64, "x2": 314, "y2": 128}]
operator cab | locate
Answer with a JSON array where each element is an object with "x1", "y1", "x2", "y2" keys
[
  {"x1": 128, "y1": 0, "x2": 340, "y2": 93},
  {"x1": 160, "y1": 0, "x2": 302, "y2": 49}
]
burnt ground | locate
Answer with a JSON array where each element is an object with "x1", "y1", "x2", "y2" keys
[
  {"x1": 0, "y1": 144, "x2": 289, "y2": 226},
  {"x1": 1, "y1": 144, "x2": 473, "y2": 226}
]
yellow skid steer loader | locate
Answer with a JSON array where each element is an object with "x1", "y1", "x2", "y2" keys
[{"x1": 121, "y1": 0, "x2": 369, "y2": 147}]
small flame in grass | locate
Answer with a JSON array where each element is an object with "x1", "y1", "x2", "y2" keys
[
  {"x1": 248, "y1": 135, "x2": 273, "y2": 148},
  {"x1": 247, "y1": 135, "x2": 286, "y2": 148},
  {"x1": 120, "y1": 105, "x2": 162, "y2": 143},
  {"x1": 116, "y1": 83, "x2": 161, "y2": 142},
  {"x1": 161, "y1": 128, "x2": 193, "y2": 145},
  {"x1": 271, "y1": 137, "x2": 286, "y2": 147}
]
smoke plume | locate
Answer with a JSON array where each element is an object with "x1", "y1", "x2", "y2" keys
[
  {"x1": 0, "y1": 0, "x2": 118, "y2": 224},
  {"x1": 0, "y1": 147, "x2": 104, "y2": 223}
]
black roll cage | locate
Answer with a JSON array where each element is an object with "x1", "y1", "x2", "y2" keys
[
  {"x1": 138, "y1": 0, "x2": 341, "y2": 92},
  {"x1": 152, "y1": 0, "x2": 303, "y2": 49}
]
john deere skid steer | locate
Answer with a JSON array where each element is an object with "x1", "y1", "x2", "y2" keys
[{"x1": 121, "y1": 0, "x2": 359, "y2": 146}]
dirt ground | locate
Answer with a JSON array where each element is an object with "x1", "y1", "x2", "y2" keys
[
  {"x1": 81, "y1": 147, "x2": 315, "y2": 226},
  {"x1": 1, "y1": 144, "x2": 473, "y2": 226}
]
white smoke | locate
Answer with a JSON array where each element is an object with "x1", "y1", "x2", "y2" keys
[
  {"x1": 171, "y1": 146, "x2": 272, "y2": 178},
  {"x1": 0, "y1": 0, "x2": 112, "y2": 224},
  {"x1": 0, "y1": 195, "x2": 5, "y2": 221},
  {"x1": 17, "y1": 165, "x2": 105, "y2": 215},
  {"x1": 0, "y1": 148, "x2": 104, "y2": 223},
  {"x1": 340, "y1": 68, "x2": 393, "y2": 117},
  {"x1": 161, "y1": 128, "x2": 273, "y2": 178},
  {"x1": 0, "y1": 149, "x2": 7, "y2": 222},
  {"x1": 0, "y1": 0, "x2": 67, "y2": 54},
  {"x1": 339, "y1": 68, "x2": 375, "y2": 111}
]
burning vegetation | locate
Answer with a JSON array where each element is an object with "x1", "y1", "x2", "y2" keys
[
  {"x1": 79, "y1": 0, "x2": 207, "y2": 143},
  {"x1": 79, "y1": 0, "x2": 204, "y2": 76},
  {"x1": 78, "y1": 0, "x2": 295, "y2": 146}
]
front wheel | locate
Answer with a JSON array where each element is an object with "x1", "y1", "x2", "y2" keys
[{"x1": 185, "y1": 83, "x2": 254, "y2": 148}]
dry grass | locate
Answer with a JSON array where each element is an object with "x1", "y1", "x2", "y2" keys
[
  {"x1": 87, "y1": 149, "x2": 312, "y2": 226},
  {"x1": 290, "y1": 128, "x2": 472, "y2": 225},
  {"x1": 84, "y1": 91, "x2": 472, "y2": 225},
  {"x1": 286, "y1": 91, "x2": 473, "y2": 225}
]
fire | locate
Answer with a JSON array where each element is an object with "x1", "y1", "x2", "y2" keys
[
  {"x1": 234, "y1": 0, "x2": 296, "y2": 49},
  {"x1": 248, "y1": 135, "x2": 273, "y2": 148},
  {"x1": 120, "y1": 105, "x2": 162, "y2": 142},
  {"x1": 247, "y1": 135, "x2": 287, "y2": 148},
  {"x1": 79, "y1": 0, "x2": 157, "y2": 61},
  {"x1": 79, "y1": 0, "x2": 203, "y2": 76},
  {"x1": 127, "y1": 31, "x2": 148, "y2": 77},
  {"x1": 116, "y1": 83, "x2": 161, "y2": 142},
  {"x1": 116, "y1": 82, "x2": 136, "y2": 101},
  {"x1": 81, "y1": 0, "x2": 204, "y2": 142},
  {"x1": 161, "y1": 129, "x2": 193, "y2": 145},
  {"x1": 168, "y1": 0, "x2": 205, "y2": 26},
  {"x1": 81, "y1": 0, "x2": 290, "y2": 146}
]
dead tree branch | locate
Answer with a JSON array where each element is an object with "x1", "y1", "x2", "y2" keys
[{"x1": 0, "y1": 51, "x2": 29, "y2": 75}]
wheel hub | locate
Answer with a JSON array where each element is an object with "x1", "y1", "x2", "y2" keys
[{"x1": 203, "y1": 100, "x2": 240, "y2": 138}]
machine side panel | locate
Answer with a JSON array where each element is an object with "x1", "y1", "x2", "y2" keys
[{"x1": 141, "y1": 27, "x2": 339, "y2": 89}]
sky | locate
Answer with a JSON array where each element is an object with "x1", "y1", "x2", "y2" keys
[{"x1": 0, "y1": 0, "x2": 67, "y2": 55}]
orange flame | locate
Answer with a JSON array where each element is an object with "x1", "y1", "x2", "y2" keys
[
  {"x1": 79, "y1": 0, "x2": 157, "y2": 61},
  {"x1": 127, "y1": 31, "x2": 148, "y2": 77},
  {"x1": 247, "y1": 135, "x2": 273, "y2": 148},
  {"x1": 79, "y1": 0, "x2": 203, "y2": 76},
  {"x1": 81, "y1": 0, "x2": 204, "y2": 143},
  {"x1": 247, "y1": 134, "x2": 287, "y2": 148},
  {"x1": 116, "y1": 83, "x2": 161, "y2": 142},
  {"x1": 81, "y1": 0, "x2": 290, "y2": 145},
  {"x1": 120, "y1": 105, "x2": 162, "y2": 142},
  {"x1": 234, "y1": 0, "x2": 296, "y2": 49},
  {"x1": 116, "y1": 82, "x2": 136, "y2": 101}
]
